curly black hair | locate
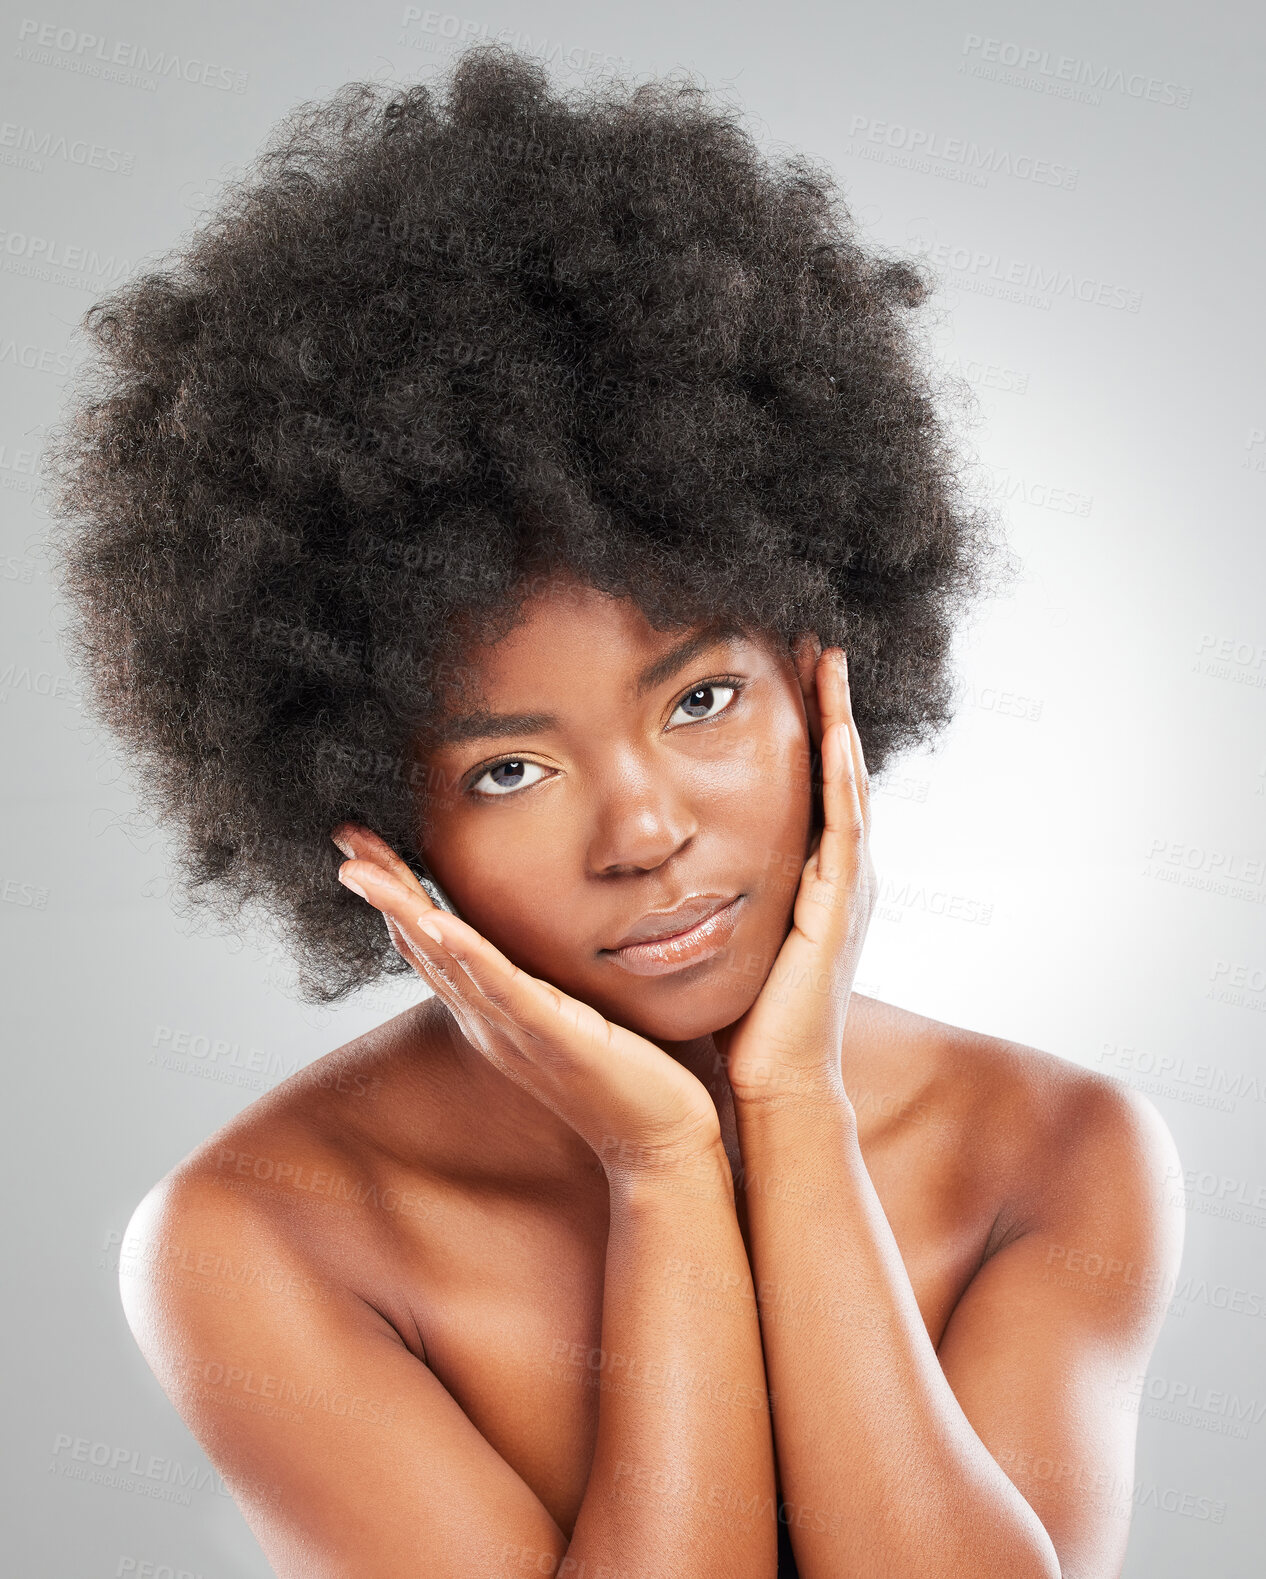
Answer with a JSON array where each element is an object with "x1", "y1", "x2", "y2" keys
[{"x1": 44, "y1": 42, "x2": 1004, "y2": 1005}]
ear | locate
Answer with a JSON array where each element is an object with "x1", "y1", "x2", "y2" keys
[{"x1": 790, "y1": 631, "x2": 824, "y2": 752}]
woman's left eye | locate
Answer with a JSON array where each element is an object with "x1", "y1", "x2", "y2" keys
[{"x1": 669, "y1": 680, "x2": 741, "y2": 726}]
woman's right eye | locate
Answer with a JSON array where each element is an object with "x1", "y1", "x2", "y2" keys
[{"x1": 467, "y1": 758, "x2": 549, "y2": 799}]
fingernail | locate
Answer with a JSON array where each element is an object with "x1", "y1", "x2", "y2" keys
[
  {"x1": 331, "y1": 834, "x2": 355, "y2": 859},
  {"x1": 417, "y1": 918, "x2": 444, "y2": 944},
  {"x1": 338, "y1": 869, "x2": 367, "y2": 901}
]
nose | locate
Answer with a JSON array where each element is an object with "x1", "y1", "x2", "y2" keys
[{"x1": 586, "y1": 747, "x2": 700, "y2": 877}]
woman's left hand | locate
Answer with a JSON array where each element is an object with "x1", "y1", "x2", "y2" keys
[{"x1": 713, "y1": 644, "x2": 877, "y2": 1111}]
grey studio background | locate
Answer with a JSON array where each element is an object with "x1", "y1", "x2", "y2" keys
[{"x1": 2, "y1": 1, "x2": 1262, "y2": 1575}]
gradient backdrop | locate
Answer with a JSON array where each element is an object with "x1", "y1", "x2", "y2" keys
[{"x1": 2, "y1": 1, "x2": 1262, "y2": 1574}]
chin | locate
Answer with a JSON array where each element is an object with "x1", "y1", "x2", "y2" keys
[
  {"x1": 490, "y1": 914, "x2": 770, "y2": 1043},
  {"x1": 599, "y1": 962, "x2": 763, "y2": 1045}
]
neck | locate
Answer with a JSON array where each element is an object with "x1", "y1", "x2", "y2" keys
[
  {"x1": 418, "y1": 999, "x2": 734, "y2": 1183},
  {"x1": 647, "y1": 1030, "x2": 730, "y2": 1107}
]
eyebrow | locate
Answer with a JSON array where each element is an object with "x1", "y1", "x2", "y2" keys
[{"x1": 430, "y1": 624, "x2": 746, "y2": 748}]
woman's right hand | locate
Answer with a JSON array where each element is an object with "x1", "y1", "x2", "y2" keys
[{"x1": 330, "y1": 826, "x2": 726, "y2": 1183}]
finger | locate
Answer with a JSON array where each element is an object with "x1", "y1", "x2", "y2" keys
[
  {"x1": 331, "y1": 823, "x2": 428, "y2": 899},
  {"x1": 849, "y1": 717, "x2": 871, "y2": 837},
  {"x1": 387, "y1": 913, "x2": 486, "y2": 1027},
  {"x1": 374, "y1": 879, "x2": 560, "y2": 1052},
  {"x1": 383, "y1": 911, "x2": 458, "y2": 998},
  {"x1": 414, "y1": 908, "x2": 606, "y2": 1056},
  {"x1": 792, "y1": 631, "x2": 825, "y2": 763},
  {"x1": 384, "y1": 913, "x2": 426, "y2": 972},
  {"x1": 339, "y1": 857, "x2": 483, "y2": 1010},
  {"x1": 338, "y1": 863, "x2": 590, "y2": 1095},
  {"x1": 814, "y1": 649, "x2": 864, "y2": 893},
  {"x1": 817, "y1": 721, "x2": 859, "y2": 889},
  {"x1": 786, "y1": 647, "x2": 863, "y2": 932},
  {"x1": 836, "y1": 651, "x2": 871, "y2": 836}
]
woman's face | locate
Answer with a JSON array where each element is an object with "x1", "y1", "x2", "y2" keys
[{"x1": 415, "y1": 576, "x2": 818, "y2": 1045}]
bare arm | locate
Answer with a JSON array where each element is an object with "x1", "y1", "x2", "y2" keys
[
  {"x1": 714, "y1": 643, "x2": 1183, "y2": 1576},
  {"x1": 123, "y1": 825, "x2": 779, "y2": 1577},
  {"x1": 122, "y1": 1123, "x2": 776, "y2": 1579},
  {"x1": 732, "y1": 1070, "x2": 1183, "y2": 1579},
  {"x1": 573, "y1": 1138, "x2": 777, "y2": 1577}
]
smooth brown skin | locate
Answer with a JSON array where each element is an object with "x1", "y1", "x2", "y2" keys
[{"x1": 119, "y1": 576, "x2": 1184, "y2": 1579}]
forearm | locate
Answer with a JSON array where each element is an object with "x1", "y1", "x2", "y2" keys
[
  {"x1": 734, "y1": 1095, "x2": 1060, "y2": 1579},
  {"x1": 565, "y1": 1135, "x2": 778, "y2": 1579}
]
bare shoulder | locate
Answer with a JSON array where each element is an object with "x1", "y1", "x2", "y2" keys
[
  {"x1": 114, "y1": 1001, "x2": 574, "y2": 1578},
  {"x1": 908, "y1": 1009, "x2": 1187, "y2": 1577},
  {"x1": 854, "y1": 993, "x2": 1183, "y2": 1255},
  {"x1": 890, "y1": 1004, "x2": 1180, "y2": 1250},
  {"x1": 119, "y1": 999, "x2": 442, "y2": 1333}
]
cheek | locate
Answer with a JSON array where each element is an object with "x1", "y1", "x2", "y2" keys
[
  {"x1": 416, "y1": 712, "x2": 813, "y2": 1027},
  {"x1": 425, "y1": 833, "x2": 586, "y2": 980},
  {"x1": 723, "y1": 720, "x2": 814, "y2": 866},
  {"x1": 711, "y1": 730, "x2": 813, "y2": 979}
]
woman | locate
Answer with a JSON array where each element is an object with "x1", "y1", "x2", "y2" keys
[{"x1": 47, "y1": 43, "x2": 1182, "y2": 1579}]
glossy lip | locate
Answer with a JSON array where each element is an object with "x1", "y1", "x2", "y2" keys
[
  {"x1": 600, "y1": 894, "x2": 745, "y2": 978},
  {"x1": 608, "y1": 891, "x2": 737, "y2": 949}
]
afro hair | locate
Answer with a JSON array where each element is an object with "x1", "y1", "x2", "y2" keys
[{"x1": 45, "y1": 41, "x2": 1003, "y2": 1004}]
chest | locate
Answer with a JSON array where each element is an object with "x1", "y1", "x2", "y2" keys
[{"x1": 363, "y1": 1129, "x2": 992, "y2": 1542}]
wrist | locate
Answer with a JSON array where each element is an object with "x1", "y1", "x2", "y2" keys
[
  {"x1": 723, "y1": 1027, "x2": 854, "y2": 1108},
  {"x1": 603, "y1": 1127, "x2": 733, "y2": 1204},
  {"x1": 732, "y1": 1079, "x2": 857, "y2": 1133}
]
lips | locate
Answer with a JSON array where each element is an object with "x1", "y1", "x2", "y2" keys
[
  {"x1": 600, "y1": 894, "x2": 745, "y2": 978},
  {"x1": 605, "y1": 893, "x2": 738, "y2": 950}
]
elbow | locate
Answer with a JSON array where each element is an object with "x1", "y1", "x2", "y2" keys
[{"x1": 1011, "y1": 1529, "x2": 1062, "y2": 1579}]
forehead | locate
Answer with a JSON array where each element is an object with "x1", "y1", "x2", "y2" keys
[
  {"x1": 428, "y1": 584, "x2": 764, "y2": 748},
  {"x1": 474, "y1": 582, "x2": 732, "y2": 675}
]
